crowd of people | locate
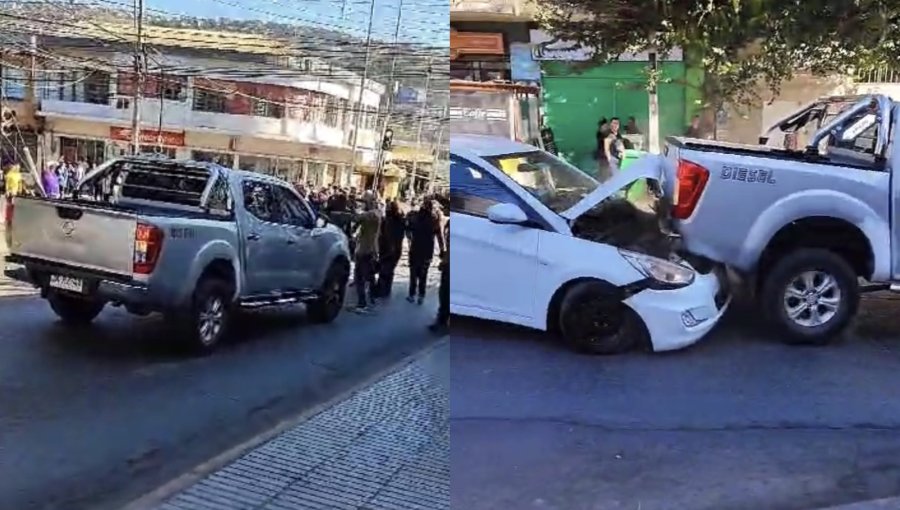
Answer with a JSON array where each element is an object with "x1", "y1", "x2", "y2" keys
[
  {"x1": 2, "y1": 158, "x2": 95, "y2": 201},
  {"x1": 291, "y1": 182, "x2": 450, "y2": 334}
]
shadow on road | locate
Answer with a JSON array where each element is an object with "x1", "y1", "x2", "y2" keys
[{"x1": 453, "y1": 289, "x2": 900, "y2": 355}]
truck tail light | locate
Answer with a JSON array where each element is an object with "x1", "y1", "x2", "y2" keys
[
  {"x1": 672, "y1": 160, "x2": 709, "y2": 220},
  {"x1": 4, "y1": 199, "x2": 13, "y2": 231},
  {"x1": 133, "y1": 223, "x2": 164, "y2": 275}
]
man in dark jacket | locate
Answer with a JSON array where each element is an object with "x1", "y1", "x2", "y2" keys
[
  {"x1": 376, "y1": 200, "x2": 406, "y2": 297},
  {"x1": 429, "y1": 219, "x2": 449, "y2": 334},
  {"x1": 406, "y1": 198, "x2": 445, "y2": 305}
]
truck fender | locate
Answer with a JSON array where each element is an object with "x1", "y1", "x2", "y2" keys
[
  {"x1": 739, "y1": 189, "x2": 891, "y2": 280},
  {"x1": 180, "y1": 240, "x2": 242, "y2": 305},
  {"x1": 317, "y1": 244, "x2": 351, "y2": 288}
]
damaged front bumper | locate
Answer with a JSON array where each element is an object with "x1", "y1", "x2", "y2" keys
[{"x1": 624, "y1": 262, "x2": 732, "y2": 352}]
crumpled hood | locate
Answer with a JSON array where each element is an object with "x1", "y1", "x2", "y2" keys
[{"x1": 559, "y1": 154, "x2": 667, "y2": 221}]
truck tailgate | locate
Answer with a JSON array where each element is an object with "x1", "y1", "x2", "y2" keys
[{"x1": 9, "y1": 198, "x2": 138, "y2": 276}]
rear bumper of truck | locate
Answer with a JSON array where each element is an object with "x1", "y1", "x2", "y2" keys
[{"x1": 4, "y1": 254, "x2": 156, "y2": 310}]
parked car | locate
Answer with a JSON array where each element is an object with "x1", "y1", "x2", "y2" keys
[
  {"x1": 449, "y1": 135, "x2": 730, "y2": 354},
  {"x1": 4, "y1": 157, "x2": 351, "y2": 352},
  {"x1": 620, "y1": 94, "x2": 899, "y2": 344}
]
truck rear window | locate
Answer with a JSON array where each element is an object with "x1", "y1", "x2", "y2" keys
[{"x1": 119, "y1": 161, "x2": 210, "y2": 207}]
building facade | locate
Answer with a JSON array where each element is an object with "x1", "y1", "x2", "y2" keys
[{"x1": 0, "y1": 26, "x2": 384, "y2": 189}]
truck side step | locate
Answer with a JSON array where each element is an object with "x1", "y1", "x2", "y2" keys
[
  {"x1": 861, "y1": 283, "x2": 892, "y2": 293},
  {"x1": 239, "y1": 291, "x2": 318, "y2": 309}
]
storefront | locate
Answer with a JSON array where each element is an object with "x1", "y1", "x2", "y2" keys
[
  {"x1": 40, "y1": 118, "x2": 357, "y2": 185},
  {"x1": 531, "y1": 29, "x2": 690, "y2": 171}
]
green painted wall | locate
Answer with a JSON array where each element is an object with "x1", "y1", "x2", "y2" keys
[{"x1": 542, "y1": 61, "x2": 688, "y2": 174}]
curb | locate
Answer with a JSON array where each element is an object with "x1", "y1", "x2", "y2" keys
[{"x1": 122, "y1": 339, "x2": 448, "y2": 510}]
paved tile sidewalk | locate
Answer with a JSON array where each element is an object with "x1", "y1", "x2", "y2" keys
[{"x1": 154, "y1": 343, "x2": 449, "y2": 510}]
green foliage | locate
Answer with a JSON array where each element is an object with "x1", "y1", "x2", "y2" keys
[{"x1": 535, "y1": 0, "x2": 900, "y2": 107}]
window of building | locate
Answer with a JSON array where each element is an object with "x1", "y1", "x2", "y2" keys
[
  {"x1": 192, "y1": 150, "x2": 234, "y2": 168},
  {"x1": 160, "y1": 76, "x2": 187, "y2": 101},
  {"x1": 450, "y1": 58, "x2": 510, "y2": 82},
  {"x1": 1, "y1": 65, "x2": 27, "y2": 100},
  {"x1": 193, "y1": 89, "x2": 227, "y2": 113},
  {"x1": 84, "y1": 72, "x2": 111, "y2": 105},
  {"x1": 324, "y1": 96, "x2": 342, "y2": 127},
  {"x1": 252, "y1": 99, "x2": 285, "y2": 119},
  {"x1": 363, "y1": 107, "x2": 379, "y2": 130},
  {"x1": 58, "y1": 137, "x2": 107, "y2": 168}
]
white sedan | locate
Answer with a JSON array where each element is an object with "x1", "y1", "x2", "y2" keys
[{"x1": 449, "y1": 135, "x2": 730, "y2": 354}]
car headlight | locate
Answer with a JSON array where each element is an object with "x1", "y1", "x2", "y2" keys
[{"x1": 618, "y1": 249, "x2": 695, "y2": 289}]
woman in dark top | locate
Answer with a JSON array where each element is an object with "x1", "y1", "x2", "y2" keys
[
  {"x1": 407, "y1": 199, "x2": 445, "y2": 305},
  {"x1": 376, "y1": 200, "x2": 407, "y2": 298}
]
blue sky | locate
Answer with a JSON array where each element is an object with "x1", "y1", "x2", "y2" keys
[{"x1": 147, "y1": 0, "x2": 448, "y2": 45}]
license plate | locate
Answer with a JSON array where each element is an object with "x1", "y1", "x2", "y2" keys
[{"x1": 49, "y1": 275, "x2": 85, "y2": 293}]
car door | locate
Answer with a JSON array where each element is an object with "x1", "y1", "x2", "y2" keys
[
  {"x1": 449, "y1": 156, "x2": 542, "y2": 323},
  {"x1": 273, "y1": 185, "x2": 320, "y2": 291},
  {"x1": 240, "y1": 179, "x2": 292, "y2": 295}
]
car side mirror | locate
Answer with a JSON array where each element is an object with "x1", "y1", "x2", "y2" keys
[{"x1": 487, "y1": 203, "x2": 528, "y2": 225}]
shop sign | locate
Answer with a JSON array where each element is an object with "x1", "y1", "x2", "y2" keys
[
  {"x1": 509, "y1": 43, "x2": 541, "y2": 83},
  {"x1": 529, "y1": 30, "x2": 683, "y2": 61},
  {"x1": 110, "y1": 127, "x2": 185, "y2": 147},
  {"x1": 450, "y1": 29, "x2": 505, "y2": 60},
  {"x1": 449, "y1": 90, "x2": 511, "y2": 137}
]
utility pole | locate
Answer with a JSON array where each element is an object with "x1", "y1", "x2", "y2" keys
[
  {"x1": 348, "y1": 0, "x2": 376, "y2": 186},
  {"x1": 427, "y1": 116, "x2": 446, "y2": 193},
  {"x1": 371, "y1": 0, "x2": 405, "y2": 192},
  {"x1": 408, "y1": 56, "x2": 433, "y2": 199},
  {"x1": 130, "y1": 0, "x2": 145, "y2": 155}
]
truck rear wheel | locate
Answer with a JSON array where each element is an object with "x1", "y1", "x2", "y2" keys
[
  {"x1": 186, "y1": 278, "x2": 234, "y2": 354},
  {"x1": 47, "y1": 293, "x2": 105, "y2": 325},
  {"x1": 760, "y1": 248, "x2": 859, "y2": 344}
]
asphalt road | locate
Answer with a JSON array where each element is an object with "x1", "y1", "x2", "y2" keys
[
  {"x1": 451, "y1": 293, "x2": 900, "y2": 510},
  {"x1": 0, "y1": 285, "x2": 441, "y2": 510}
]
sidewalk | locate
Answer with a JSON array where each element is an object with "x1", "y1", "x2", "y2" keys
[
  {"x1": 823, "y1": 497, "x2": 900, "y2": 509},
  {"x1": 141, "y1": 342, "x2": 449, "y2": 510}
]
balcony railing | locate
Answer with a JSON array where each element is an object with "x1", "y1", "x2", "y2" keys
[{"x1": 37, "y1": 98, "x2": 377, "y2": 149}]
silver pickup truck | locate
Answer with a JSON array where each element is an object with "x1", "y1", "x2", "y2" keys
[
  {"x1": 588, "y1": 94, "x2": 900, "y2": 344},
  {"x1": 4, "y1": 157, "x2": 351, "y2": 352}
]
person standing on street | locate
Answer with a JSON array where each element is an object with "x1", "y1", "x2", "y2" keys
[
  {"x1": 42, "y1": 164, "x2": 61, "y2": 199},
  {"x1": 602, "y1": 117, "x2": 626, "y2": 180},
  {"x1": 376, "y1": 200, "x2": 407, "y2": 298},
  {"x1": 407, "y1": 198, "x2": 445, "y2": 305},
  {"x1": 352, "y1": 191, "x2": 382, "y2": 313},
  {"x1": 429, "y1": 220, "x2": 450, "y2": 335},
  {"x1": 4, "y1": 163, "x2": 23, "y2": 200}
]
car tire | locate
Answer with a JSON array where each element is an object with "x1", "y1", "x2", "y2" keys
[
  {"x1": 760, "y1": 248, "x2": 859, "y2": 345},
  {"x1": 47, "y1": 293, "x2": 105, "y2": 325},
  {"x1": 187, "y1": 278, "x2": 234, "y2": 354},
  {"x1": 308, "y1": 262, "x2": 349, "y2": 324},
  {"x1": 558, "y1": 281, "x2": 646, "y2": 355}
]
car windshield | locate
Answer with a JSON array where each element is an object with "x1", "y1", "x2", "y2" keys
[{"x1": 482, "y1": 150, "x2": 599, "y2": 213}]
